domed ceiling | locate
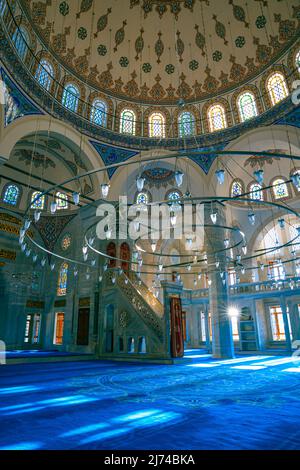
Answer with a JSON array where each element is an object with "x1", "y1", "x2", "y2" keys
[{"x1": 21, "y1": 0, "x2": 300, "y2": 104}]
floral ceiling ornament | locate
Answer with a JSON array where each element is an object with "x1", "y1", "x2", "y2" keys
[
  {"x1": 76, "y1": 0, "x2": 94, "y2": 19},
  {"x1": 114, "y1": 21, "x2": 127, "y2": 52},
  {"x1": 130, "y1": 0, "x2": 197, "y2": 19},
  {"x1": 94, "y1": 8, "x2": 112, "y2": 38},
  {"x1": 135, "y1": 28, "x2": 145, "y2": 60},
  {"x1": 141, "y1": 168, "x2": 175, "y2": 188}
]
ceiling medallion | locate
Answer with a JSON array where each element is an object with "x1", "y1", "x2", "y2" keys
[{"x1": 130, "y1": 0, "x2": 198, "y2": 19}]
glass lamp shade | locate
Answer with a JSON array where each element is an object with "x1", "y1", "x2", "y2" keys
[
  {"x1": 73, "y1": 192, "x2": 80, "y2": 205},
  {"x1": 253, "y1": 169, "x2": 264, "y2": 185},
  {"x1": 170, "y1": 213, "x2": 177, "y2": 227},
  {"x1": 215, "y1": 169, "x2": 225, "y2": 185},
  {"x1": 101, "y1": 183, "x2": 110, "y2": 199},
  {"x1": 34, "y1": 211, "x2": 41, "y2": 223},
  {"x1": 210, "y1": 211, "x2": 217, "y2": 224},
  {"x1": 175, "y1": 170, "x2": 184, "y2": 187},
  {"x1": 24, "y1": 219, "x2": 31, "y2": 230},
  {"x1": 50, "y1": 202, "x2": 57, "y2": 214},
  {"x1": 136, "y1": 176, "x2": 145, "y2": 192},
  {"x1": 105, "y1": 228, "x2": 112, "y2": 240},
  {"x1": 151, "y1": 242, "x2": 157, "y2": 252},
  {"x1": 291, "y1": 174, "x2": 300, "y2": 189},
  {"x1": 278, "y1": 218, "x2": 285, "y2": 229},
  {"x1": 248, "y1": 213, "x2": 256, "y2": 225}
]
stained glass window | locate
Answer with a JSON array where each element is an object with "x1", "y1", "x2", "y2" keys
[
  {"x1": 249, "y1": 183, "x2": 263, "y2": 201},
  {"x1": 267, "y1": 73, "x2": 288, "y2": 106},
  {"x1": 136, "y1": 192, "x2": 149, "y2": 205},
  {"x1": 3, "y1": 184, "x2": 20, "y2": 206},
  {"x1": 30, "y1": 191, "x2": 45, "y2": 209},
  {"x1": 149, "y1": 112, "x2": 165, "y2": 138},
  {"x1": 296, "y1": 51, "x2": 300, "y2": 73},
  {"x1": 167, "y1": 190, "x2": 181, "y2": 202},
  {"x1": 57, "y1": 262, "x2": 68, "y2": 296},
  {"x1": 61, "y1": 233, "x2": 72, "y2": 251},
  {"x1": 178, "y1": 112, "x2": 195, "y2": 137},
  {"x1": 208, "y1": 104, "x2": 227, "y2": 132},
  {"x1": 56, "y1": 191, "x2": 68, "y2": 210},
  {"x1": 12, "y1": 26, "x2": 29, "y2": 60},
  {"x1": 120, "y1": 109, "x2": 136, "y2": 135},
  {"x1": 62, "y1": 84, "x2": 80, "y2": 112},
  {"x1": 231, "y1": 180, "x2": 243, "y2": 197},
  {"x1": 90, "y1": 99, "x2": 107, "y2": 127},
  {"x1": 272, "y1": 178, "x2": 289, "y2": 199},
  {"x1": 238, "y1": 92, "x2": 258, "y2": 122},
  {"x1": 35, "y1": 59, "x2": 53, "y2": 91},
  {"x1": 54, "y1": 312, "x2": 64, "y2": 345}
]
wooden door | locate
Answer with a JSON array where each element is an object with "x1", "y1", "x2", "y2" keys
[{"x1": 77, "y1": 308, "x2": 90, "y2": 345}]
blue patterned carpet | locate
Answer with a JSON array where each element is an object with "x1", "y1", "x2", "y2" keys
[{"x1": 0, "y1": 350, "x2": 299, "y2": 450}]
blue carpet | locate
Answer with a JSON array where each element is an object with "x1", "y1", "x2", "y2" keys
[{"x1": 0, "y1": 351, "x2": 299, "y2": 450}]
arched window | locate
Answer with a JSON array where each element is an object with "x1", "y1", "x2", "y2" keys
[
  {"x1": 56, "y1": 192, "x2": 68, "y2": 210},
  {"x1": 207, "y1": 104, "x2": 227, "y2": 132},
  {"x1": 296, "y1": 50, "x2": 300, "y2": 73},
  {"x1": 120, "y1": 109, "x2": 136, "y2": 135},
  {"x1": 30, "y1": 191, "x2": 45, "y2": 210},
  {"x1": 12, "y1": 26, "x2": 29, "y2": 60},
  {"x1": 2, "y1": 184, "x2": 20, "y2": 206},
  {"x1": 135, "y1": 191, "x2": 149, "y2": 205},
  {"x1": 167, "y1": 190, "x2": 181, "y2": 203},
  {"x1": 231, "y1": 180, "x2": 243, "y2": 197},
  {"x1": 90, "y1": 99, "x2": 107, "y2": 127},
  {"x1": 62, "y1": 84, "x2": 80, "y2": 112},
  {"x1": 272, "y1": 178, "x2": 289, "y2": 199},
  {"x1": 149, "y1": 112, "x2": 165, "y2": 138},
  {"x1": 178, "y1": 112, "x2": 196, "y2": 137},
  {"x1": 57, "y1": 262, "x2": 68, "y2": 296},
  {"x1": 267, "y1": 72, "x2": 289, "y2": 106},
  {"x1": 249, "y1": 183, "x2": 263, "y2": 201},
  {"x1": 238, "y1": 92, "x2": 258, "y2": 122},
  {"x1": 35, "y1": 59, "x2": 53, "y2": 91}
]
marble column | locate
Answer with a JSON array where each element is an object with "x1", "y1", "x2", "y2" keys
[
  {"x1": 204, "y1": 202, "x2": 234, "y2": 359},
  {"x1": 280, "y1": 295, "x2": 292, "y2": 354},
  {"x1": 287, "y1": 300, "x2": 300, "y2": 343}
]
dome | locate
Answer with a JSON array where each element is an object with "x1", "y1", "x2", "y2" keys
[{"x1": 19, "y1": 0, "x2": 299, "y2": 105}]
